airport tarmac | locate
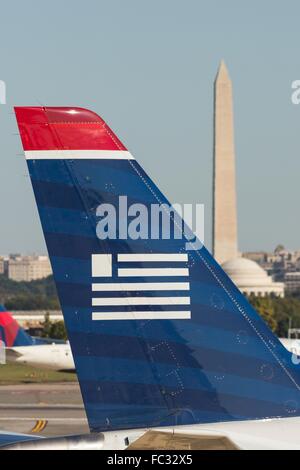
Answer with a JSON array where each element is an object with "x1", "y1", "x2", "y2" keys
[{"x1": 0, "y1": 383, "x2": 89, "y2": 437}]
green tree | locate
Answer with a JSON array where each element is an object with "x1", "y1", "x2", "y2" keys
[
  {"x1": 49, "y1": 321, "x2": 68, "y2": 340},
  {"x1": 42, "y1": 313, "x2": 53, "y2": 338},
  {"x1": 0, "y1": 275, "x2": 60, "y2": 310},
  {"x1": 272, "y1": 296, "x2": 300, "y2": 337},
  {"x1": 248, "y1": 295, "x2": 277, "y2": 332},
  {"x1": 42, "y1": 314, "x2": 68, "y2": 340}
]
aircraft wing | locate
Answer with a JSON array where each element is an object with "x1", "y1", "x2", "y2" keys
[
  {"x1": 0, "y1": 431, "x2": 41, "y2": 448},
  {"x1": 5, "y1": 348, "x2": 22, "y2": 359}
]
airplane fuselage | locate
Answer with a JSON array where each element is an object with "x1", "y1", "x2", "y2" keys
[{"x1": 7, "y1": 343, "x2": 74, "y2": 370}]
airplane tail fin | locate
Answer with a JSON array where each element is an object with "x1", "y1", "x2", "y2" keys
[
  {"x1": 15, "y1": 106, "x2": 300, "y2": 432},
  {"x1": 0, "y1": 305, "x2": 34, "y2": 347}
]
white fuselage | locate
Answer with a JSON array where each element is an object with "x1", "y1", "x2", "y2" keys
[
  {"x1": 4, "y1": 417, "x2": 300, "y2": 450},
  {"x1": 97, "y1": 417, "x2": 300, "y2": 450},
  {"x1": 280, "y1": 338, "x2": 300, "y2": 356},
  {"x1": 7, "y1": 343, "x2": 75, "y2": 370}
]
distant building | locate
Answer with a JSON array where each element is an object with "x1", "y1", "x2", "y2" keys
[
  {"x1": 222, "y1": 257, "x2": 284, "y2": 298},
  {"x1": 242, "y1": 251, "x2": 269, "y2": 264},
  {"x1": 243, "y1": 248, "x2": 300, "y2": 292},
  {"x1": 0, "y1": 256, "x2": 8, "y2": 276},
  {"x1": 211, "y1": 63, "x2": 284, "y2": 298},
  {"x1": 0, "y1": 257, "x2": 5, "y2": 275},
  {"x1": 12, "y1": 310, "x2": 62, "y2": 328},
  {"x1": 8, "y1": 255, "x2": 52, "y2": 282},
  {"x1": 284, "y1": 272, "x2": 300, "y2": 293},
  {"x1": 212, "y1": 61, "x2": 238, "y2": 265}
]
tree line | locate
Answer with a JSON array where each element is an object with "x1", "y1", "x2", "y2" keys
[
  {"x1": 0, "y1": 274, "x2": 60, "y2": 310},
  {"x1": 1, "y1": 274, "x2": 300, "y2": 338},
  {"x1": 247, "y1": 293, "x2": 300, "y2": 337}
]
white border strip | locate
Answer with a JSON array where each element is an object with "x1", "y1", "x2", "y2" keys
[
  {"x1": 92, "y1": 296, "x2": 190, "y2": 306},
  {"x1": 118, "y1": 254, "x2": 188, "y2": 262},
  {"x1": 92, "y1": 311, "x2": 191, "y2": 321},
  {"x1": 24, "y1": 150, "x2": 134, "y2": 160},
  {"x1": 92, "y1": 282, "x2": 190, "y2": 291}
]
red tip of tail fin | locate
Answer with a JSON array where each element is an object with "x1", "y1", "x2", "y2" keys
[{"x1": 14, "y1": 107, "x2": 127, "y2": 152}]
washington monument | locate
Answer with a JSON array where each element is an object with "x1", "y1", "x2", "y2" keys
[{"x1": 213, "y1": 61, "x2": 238, "y2": 265}]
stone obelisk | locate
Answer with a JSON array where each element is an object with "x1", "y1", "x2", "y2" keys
[{"x1": 213, "y1": 61, "x2": 238, "y2": 265}]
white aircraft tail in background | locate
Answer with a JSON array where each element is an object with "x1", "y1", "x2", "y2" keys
[{"x1": 0, "y1": 304, "x2": 74, "y2": 370}]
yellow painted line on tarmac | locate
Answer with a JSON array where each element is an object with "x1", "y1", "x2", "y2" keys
[{"x1": 31, "y1": 419, "x2": 48, "y2": 433}]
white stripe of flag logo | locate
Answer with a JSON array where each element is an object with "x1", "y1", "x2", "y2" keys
[{"x1": 91, "y1": 253, "x2": 191, "y2": 321}]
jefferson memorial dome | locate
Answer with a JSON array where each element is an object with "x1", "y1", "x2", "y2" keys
[{"x1": 222, "y1": 257, "x2": 284, "y2": 297}]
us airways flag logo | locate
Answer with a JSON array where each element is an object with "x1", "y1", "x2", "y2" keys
[{"x1": 91, "y1": 253, "x2": 191, "y2": 320}]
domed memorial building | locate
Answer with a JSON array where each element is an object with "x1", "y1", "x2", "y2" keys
[{"x1": 222, "y1": 258, "x2": 284, "y2": 298}]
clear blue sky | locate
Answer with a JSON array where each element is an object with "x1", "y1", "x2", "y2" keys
[{"x1": 0, "y1": 0, "x2": 299, "y2": 254}]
